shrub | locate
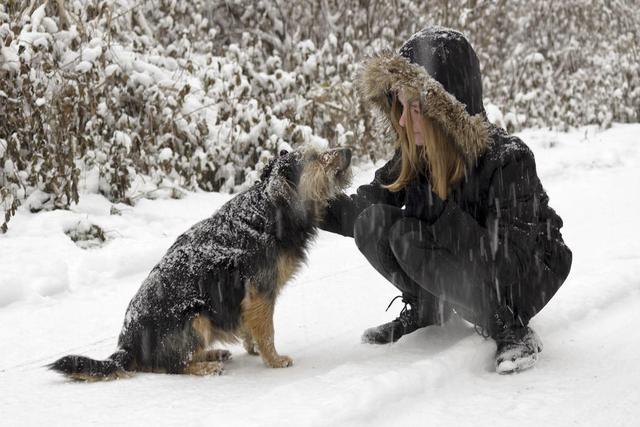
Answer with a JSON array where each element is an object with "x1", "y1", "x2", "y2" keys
[{"x1": 1, "y1": 0, "x2": 638, "y2": 231}]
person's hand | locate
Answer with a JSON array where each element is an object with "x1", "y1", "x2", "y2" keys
[{"x1": 404, "y1": 176, "x2": 447, "y2": 223}]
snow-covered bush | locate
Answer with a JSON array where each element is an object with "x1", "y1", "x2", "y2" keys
[
  {"x1": 477, "y1": 0, "x2": 640, "y2": 131},
  {"x1": 64, "y1": 219, "x2": 107, "y2": 249},
  {"x1": 1, "y1": 0, "x2": 639, "y2": 232}
]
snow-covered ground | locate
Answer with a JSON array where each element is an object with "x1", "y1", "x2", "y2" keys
[{"x1": 1, "y1": 124, "x2": 639, "y2": 426}]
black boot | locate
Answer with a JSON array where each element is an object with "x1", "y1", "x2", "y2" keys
[
  {"x1": 489, "y1": 306, "x2": 543, "y2": 374},
  {"x1": 361, "y1": 295, "x2": 427, "y2": 344}
]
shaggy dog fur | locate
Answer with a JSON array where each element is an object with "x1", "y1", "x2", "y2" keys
[{"x1": 49, "y1": 147, "x2": 352, "y2": 380}]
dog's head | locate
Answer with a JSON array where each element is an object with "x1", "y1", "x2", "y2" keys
[{"x1": 262, "y1": 146, "x2": 352, "y2": 215}]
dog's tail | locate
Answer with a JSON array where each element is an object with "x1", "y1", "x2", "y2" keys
[{"x1": 47, "y1": 348, "x2": 134, "y2": 381}]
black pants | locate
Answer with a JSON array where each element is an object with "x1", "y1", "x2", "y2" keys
[{"x1": 353, "y1": 204, "x2": 562, "y2": 329}]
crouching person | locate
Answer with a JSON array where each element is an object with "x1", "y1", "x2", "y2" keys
[{"x1": 321, "y1": 26, "x2": 572, "y2": 374}]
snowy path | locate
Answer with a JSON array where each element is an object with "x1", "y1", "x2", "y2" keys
[{"x1": 1, "y1": 125, "x2": 639, "y2": 426}]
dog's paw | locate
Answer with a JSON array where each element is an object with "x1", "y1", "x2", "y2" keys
[
  {"x1": 185, "y1": 361, "x2": 225, "y2": 376},
  {"x1": 206, "y1": 349, "x2": 232, "y2": 362},
  {"x1": 267, "y1": 355, "x2": 294, "y2": 368}
]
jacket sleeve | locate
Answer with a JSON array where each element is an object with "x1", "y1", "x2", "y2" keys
[
  {"x1": 433, "y1": 142, "x2": 540, "y2": 288},
  {"x1": 320, "y1": 149, "x2": 405, "y2": 237}
]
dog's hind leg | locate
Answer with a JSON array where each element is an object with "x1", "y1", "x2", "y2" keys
[
  {"x1": 241, "y1": 287, "x2": 293, "y2": 368},
  {"x1": 183, "y1": 360, "x2": 225, "y2": 376},
  {"x1": 184, "y1": 348, "x2": 229, "y2": 375},
  {"x1": 182, "y1": 314, "x2": 227, "y2": 375}
]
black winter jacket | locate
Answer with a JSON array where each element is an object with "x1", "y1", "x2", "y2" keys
[
  {"x1": 321, "y1": 27, "x2": 572, "y2": 297},
  {"x1": 322, "y1": 125, "x2": 572, "y2": 288}
]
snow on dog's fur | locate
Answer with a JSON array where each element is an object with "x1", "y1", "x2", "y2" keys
[{"x1": 49, "y1": 147, "x2": 352, "y2": 380}]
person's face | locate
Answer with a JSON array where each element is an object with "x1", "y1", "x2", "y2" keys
[{"x1": 398, "y1": 91, "x2": 424, "y2": 146}]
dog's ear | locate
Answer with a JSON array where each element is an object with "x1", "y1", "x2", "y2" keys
[
  {"x1": 260, "y1": 157, "x2": 278, "y2": 181},
  {"x1": 275, "y1": 151, "x2": 303, "y2": 185},
  {"x1": 265, "y1": 152, "x2": 303, "y2": 202}
]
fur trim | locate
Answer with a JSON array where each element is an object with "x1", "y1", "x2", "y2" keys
[{"x1": 356, "y1": 52, "x2": 490, "y2": 163}]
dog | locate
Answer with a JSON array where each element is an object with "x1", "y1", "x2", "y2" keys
[{"x1": 48, "y1": 146, "x2": 352, "y2": 380}]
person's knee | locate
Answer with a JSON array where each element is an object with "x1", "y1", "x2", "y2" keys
[
  {"x1": 353, "y1": 205, "x2": 377, "y2": 252},
  {"x1": 354, "y1": 204, "x2": 401, "y2": 252},
  {"x1": 388, "y1": 217, "x2": 435, "y2": 260}
]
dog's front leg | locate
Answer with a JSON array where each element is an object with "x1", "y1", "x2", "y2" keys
[
  {"x1": 241, "y1": 288, "x2": 293, "y2": 368},
  {"x1": 240, "y1": 327, "x2": 259, "y2": 355}
]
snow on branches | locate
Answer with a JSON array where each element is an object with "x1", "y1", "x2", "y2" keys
[{"x1": 1, "y1": 0, "x2": 638, "y2": 232}]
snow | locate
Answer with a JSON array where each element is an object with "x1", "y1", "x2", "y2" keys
[
  {"x1": 485, "y1": 103, "x2": 506, "y2": 129},
  {"x1": 128, "y1": 70, "x2": 155, "y2": 88},
  {"x1": 0, "y1": 45, "x2": 20, "y2": 73},
  {"x1": 75, "y1": 60, "x2": 93, "y2": 73},
  {"x1": 40, "y1": 17, "x2": 58, "y2": 34},
  {"x1": 524, "y1": 52, "x2": 545, "y2": 63},
  {"x1": 3, "y1": 158, "x2": 14, "y2": 174},
  {"x1": 303, "y1": 54, "x2": 318, "y2": 75},
  {"x1": 158, "y1": 148, "x2": 173, "y2": 162},
  {"x1": 29, "y1": 3, "x2": 47, "y2": 32},
  {"x1": 18, "y1": 31, "x2": 50, "y2": 50},
  {"x1": 24, "y1": 189, "x2": 52, "y2": 212},
  {"x1": 112, "y1": 131, "x2": 132, "y2": 152},
  {"x1": 104, "y1": 63, "x2": 120, "y2": 77},
  {"x1": 82, "y1": 43, "x2": 103, "y2": 63},
  {"x1": 1, "y1": 124, "x2": 640, "y2": 425}
]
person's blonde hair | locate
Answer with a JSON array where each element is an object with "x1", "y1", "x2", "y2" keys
[{"x1": 385, "y1": 92, "x2": 466, "y2": 199}]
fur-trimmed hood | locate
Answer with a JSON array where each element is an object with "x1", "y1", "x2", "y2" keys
[{"x1": 356, "y1": 27, "x2": 491, "y2": 164}]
